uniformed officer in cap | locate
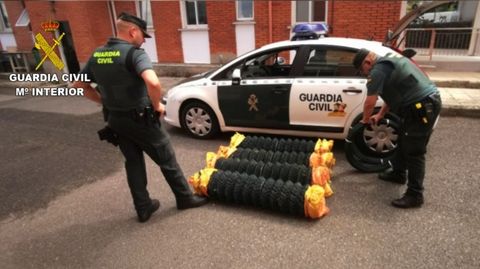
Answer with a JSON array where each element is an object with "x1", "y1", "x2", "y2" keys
[
  {"x1": 352, "y1": 48, "x2": 442, "y2": 208},
  {"x1": 73, "y1": 12, "x2": 207, "y2": 222}
]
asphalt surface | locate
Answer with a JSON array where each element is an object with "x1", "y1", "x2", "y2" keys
[{"x1": 0, "y1": 80, "x2": 479, "y2": 268}]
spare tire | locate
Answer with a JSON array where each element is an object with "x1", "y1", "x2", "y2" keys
[{"x1": 345, "y1": 113, "x2": 401, "y2": 172}]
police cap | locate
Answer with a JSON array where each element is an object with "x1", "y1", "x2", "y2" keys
[
  {"x1": 118, "y1": 12, "x2": 151, "y2": 38},
  {"x1": 353, "y1": 48, "x2": 371, "y2": 69}
]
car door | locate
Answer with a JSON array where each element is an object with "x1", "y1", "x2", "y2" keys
[
  {"x1": 214, "y1": 46, "x2": 303, "y2": 129},
  {"x1": 289, "y1": 45, "x2": 366, "y2": 132}
]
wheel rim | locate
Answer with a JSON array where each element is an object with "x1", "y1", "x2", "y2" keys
[
  {"x1": 185, "y1": 107, "x2": 212, "y2": 136},
  {"x1": 363, "y1": 123, "x2": 398, "y2": 154}
]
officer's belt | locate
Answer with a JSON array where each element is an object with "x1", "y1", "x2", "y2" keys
[
  {"x1": 108, "y1": 106, "x2": 151, "y2": 118},
  {"x1": 403, "y1": 91, "x2": 440, "y2": 109},
  {"x1": 108, "y1": 109, "x2": 136, "y2": 117}
]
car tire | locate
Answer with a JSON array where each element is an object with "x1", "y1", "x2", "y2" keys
[
  {"x1": 180, "y1": 101, "x2": 219, "y2": 139},
  {"x1": 345, "y1": 116, "x2": 401, "y2": 172},
  {"x1": 350, "y1": 112, "x2": 401, "y2": 158}
]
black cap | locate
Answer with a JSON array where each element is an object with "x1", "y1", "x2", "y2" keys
[
  {"x1": 353, "y1": 48, "x2": 370, "y2": 69},
  {"x1": 118, "y1": 12, "x2": 151, "y2": 38}
]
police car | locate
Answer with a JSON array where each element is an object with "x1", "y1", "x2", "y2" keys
[{"x1": 163, "y1": 37, "x2": 403, "y2": 156}]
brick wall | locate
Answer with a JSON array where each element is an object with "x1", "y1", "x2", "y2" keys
[
  {"x1": 151, "y1": 1, "x2": 183, "y2": 63},
  {"x1": 254, "y1": 1, "x2": 291, "y2": 48},
  {"x1": 25, "y1": 1, "x2": 113, "y2": 63},
  {"x1": 206, "y1": 1, "x2": 236, "y2": 63},
  {"x1": 4, "y1": 1, "x2": 33, "y2": 51},
  {"x1": 114, "y1": 1, "x2": 137, "y2": 18},
  {"x1": 4, "y1": 0, "x2": 403, "y2": 65},
  {"x1": 329, "y1": 0, "x2": 401, "y2": 41}
]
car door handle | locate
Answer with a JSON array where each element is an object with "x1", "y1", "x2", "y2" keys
[
  {"x1": 273, "y1": 87, "x2": 288, "y2": 94},
  {"x1": 342, "y1": 87, "x2": 362, "y2": 94}
]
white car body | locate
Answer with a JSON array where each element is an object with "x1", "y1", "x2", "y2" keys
[{"x1": 164, "y1": 37, "x2": 401, "y2": 139}]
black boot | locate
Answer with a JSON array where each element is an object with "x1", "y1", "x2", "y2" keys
[
  {"x1": 391, "y1": 191, "x2": 424, "y2": 208},
  {"x1": 137, "y1": 199, "x2": 160, "y2": 223},
  {"x1": 378, "y1": 169, "x2": 407, "y2": 184},
  {"x1": 177, "y1": 195, "x2": 208, "y2": 210}
]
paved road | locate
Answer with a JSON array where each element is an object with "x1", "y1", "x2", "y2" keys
[{"x1": 0, "y1": 82, "x2": 479, "y2": 268}]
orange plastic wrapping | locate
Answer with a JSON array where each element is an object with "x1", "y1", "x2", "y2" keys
[
  {"x1": 309, "y1": 152, "x2": 336, "y2": 169},
  {"x1": 304, "y1": 185, "x2": 330, "y2": 219},
  {"x1": 188, "y1": 168, "x2": 216, "y2": 197},
  {"x1": 324, "y1": 182, "x2": 333, "y2": 198},
  {"x1": 311, "y1": 166, "x2": 331, "y2": 186}
]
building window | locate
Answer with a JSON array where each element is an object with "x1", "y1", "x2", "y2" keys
[
  {"x1": 15, "y1": 9, "x2": 30, "y2": 27},
  {"x1": 185, "y1": 0, "x2": 207, "y2": 25},
  {"x1": 236, "y1": 0, "x2": 253, "y2": 20},
  {"x1": 296, "y1": 0, "x2": 327, "y2": 22},
  {"x1": 139, "y1": 0, "x2": 153, "y2": 27},
  {"x1": 0, "y1": 1, "x2": 11, "y2": 32}
]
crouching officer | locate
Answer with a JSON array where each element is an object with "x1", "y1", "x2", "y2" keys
[
  {"x1": 73, "y1": 12, "x2": 207, "y2": 222},
  {"x1": 353, "y1": 48, "x2": 441, "y2": 208}
]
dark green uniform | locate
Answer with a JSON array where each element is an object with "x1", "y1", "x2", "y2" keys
[
  {"x1": 81, "y1": 38, "x2": 192, "y2": 212},
  {"x1": 367, "y1": 53, "x2": 442, "y2": 195}
]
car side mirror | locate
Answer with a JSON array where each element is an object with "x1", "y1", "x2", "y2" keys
[
  {"x1": 232, "y1": 68, "x2": 241, "y2": 85},
  {"x1": 276, "y1": 57, "x2": 286, "y2": 65},
  {"x1": 402, "y1": 48, "x2": 417, "y2": 58}
]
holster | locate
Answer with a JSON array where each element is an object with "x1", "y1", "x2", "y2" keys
[
  {"x1": 97, "y1": 126, "x2": 119, "y2": 147},
  {"x1": 143, "y1": 106, "x2": 161, "y2": 126}
]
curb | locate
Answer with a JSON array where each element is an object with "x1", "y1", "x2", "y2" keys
[
  {"x1": 440, "y1": 106, "x2": 480, "y2": 118},
  {"x1": 435, "y1": 81, "x2": 480, "y2": 89}
]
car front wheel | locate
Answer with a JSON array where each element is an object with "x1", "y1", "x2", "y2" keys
[{"x1": 180, "y1": 101, "x2": 219, "y2": 139}]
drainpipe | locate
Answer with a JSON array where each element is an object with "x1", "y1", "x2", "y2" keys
[
  {"x1": 268, "y1": 1, "x2": 272, "y2": 43},
  {"x1": 468, "y1": 1, "x2": 480, "y2": 55},
  {"x1": 330, "y1": 0, "x2": 334, "y2": 35}
]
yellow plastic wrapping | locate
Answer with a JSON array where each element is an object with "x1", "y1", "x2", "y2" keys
[
  {"x1": 206, "y1": 152, "x2": 217, "y2": 168},
  {"x1": 314, "y1": 139, "x2": 334, "y2": 153},
  {"x1": 229, "y1": 132, "x2": 246, "y2": 148},
  {"x1": 304, "y1": 185, "x2": 330, "y2": 219},
  {"x1": 188, "y1": 168, "x2": 217, "y2": 197}
]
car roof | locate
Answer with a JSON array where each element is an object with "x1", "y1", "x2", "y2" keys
[{"x1": 260, "y1": 37, "x2": 389, "y2": 53}]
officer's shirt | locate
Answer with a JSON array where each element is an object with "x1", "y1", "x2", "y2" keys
[
  {"x1": 80, "y1": 38, "x2": 153, "y2": 83},
  {"x1": 366, "y1": 61, "x2": 394, "y2": 97}
]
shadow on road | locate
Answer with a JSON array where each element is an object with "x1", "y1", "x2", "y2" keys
[{"x1": 0, "y1": 108, "x2": 123, "y2": 220}]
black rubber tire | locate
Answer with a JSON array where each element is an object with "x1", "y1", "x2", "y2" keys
[
  {"x1": 180, "y1": 101, "x2": 219, "y2": 139},
  {"x1": 350, "y1": 112, "x2": 401, "y2": 158},
  {"x1": 345, "y1": 122, "x2": 398, "y2": 172}
]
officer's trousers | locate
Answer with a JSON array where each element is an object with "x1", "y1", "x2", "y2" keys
[
  {"x1": 108, "y1": 114, "x2": 192, "y2": 212},
  {"x1": 391, "y1": 92, "x2": 442, "y2": 195}
]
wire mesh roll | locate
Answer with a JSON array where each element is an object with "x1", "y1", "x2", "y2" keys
[
  {"x1": 237, "y1": 136, "x2": 316, "y2": 153},
  {"x1": 230, "y1": 148, "x2": 310, "y2": 166},
  {"x1": 214, "y1": 158, "x2": 312, "y2": 185},
  {"x1": 207, "y1": 170, "x2": 307, "y2": 216}
]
